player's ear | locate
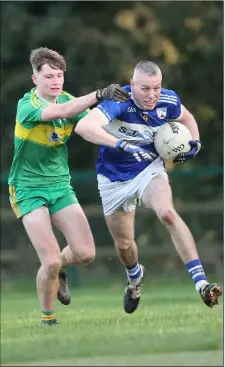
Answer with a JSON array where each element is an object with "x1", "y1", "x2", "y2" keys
[
  {"x1": 32, "y1": 74, "x2": 38, "y2": 86},
  {"x1": 130, "y1": 79, "x2": 134, "y2": 87}
]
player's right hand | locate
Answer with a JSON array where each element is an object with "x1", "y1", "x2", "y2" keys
[
  {"x1": 96, "y1": 84, "x2": 129, "y2": 103},
  {"x1": 116, "y1": 139, "x2": 157, "y2": 162}
]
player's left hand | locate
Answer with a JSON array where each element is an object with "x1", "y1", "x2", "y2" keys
[
  {"x1": 96, "y1": 84, "x2": 129, "y2": 103},
  {"x1": 173, "y1": 140, "x2": 202, "y2": 164}
]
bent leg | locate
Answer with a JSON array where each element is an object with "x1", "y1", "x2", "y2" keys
[
  {"x1": 22, "y1": 206, "x2": 61, "y2": 314},
  {"x1": 141, "y1": 177, "x2": 199, "y2": 263},
  {"x1": 51, "y1": 204, "x2": 95, "y2": 267}
]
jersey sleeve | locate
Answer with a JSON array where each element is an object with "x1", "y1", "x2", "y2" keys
[
  {"x1": 61, "y1": 91, "x2": 90, "y2": 125},
  {"x1": 16, "y1": 99, "x2": 43, "y2": 127},
  {"x1": 167, "y1": 91, "x2": 182, "y2": 120},
  {"x1": 95, "y1": 100, "x2": 122, "y2": 122}
]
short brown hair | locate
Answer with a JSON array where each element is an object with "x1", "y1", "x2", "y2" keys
[{"x1": 30, "y1": 47, "x2": 66, "y2": 72}]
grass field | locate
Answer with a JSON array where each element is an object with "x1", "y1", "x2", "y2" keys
[{"x1": 1, "y1": 279, "x2": 223, "y2": 366}]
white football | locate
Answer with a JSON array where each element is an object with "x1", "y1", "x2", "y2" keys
[{"x1": 154, "y1": 121, "x2": 192, "y2": 160}]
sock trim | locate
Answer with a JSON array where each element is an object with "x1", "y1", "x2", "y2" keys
[
  {"x1": 41, "y1": 309, "x2": 56, "y2": 321},
  {"x1": 126, "y1": 263, "x2": 142, "y2": 280},
  {"x1": 41, "y1": 309, "x2": 55, "y2": 316},
  {"x1": 42, "y1": 314, "x2": 56, "y2": 321},
  {"x1": 185, "y1": 259, "x2": 208, "y2": 285}
]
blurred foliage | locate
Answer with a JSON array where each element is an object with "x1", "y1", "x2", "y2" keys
[
  {"x1": 0, "y1": 2, "x2": 223, "y2": 276},
  {"x1": 1, "y1": 1, "x2": 223, "y2": 200}
]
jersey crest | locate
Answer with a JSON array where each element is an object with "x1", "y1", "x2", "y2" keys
[{"x1": 156, "y1": 107, "x2": 167, "y2": 119}]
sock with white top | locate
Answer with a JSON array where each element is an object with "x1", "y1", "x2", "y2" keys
[
  {"x1": 125, "y1": 262, "x2": 143, "y2": 285},
  {"x1": 185, "y1": 259, "x2": 208, "y2": 292}
]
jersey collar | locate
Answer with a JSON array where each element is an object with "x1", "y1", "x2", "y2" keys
[{"x1": 34, "y1": 88, "x2": 58, "y2": 104}]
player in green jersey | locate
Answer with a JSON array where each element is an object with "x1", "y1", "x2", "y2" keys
[{"x1": 8, "y1": 47, "x2": 129, "y2": 326}]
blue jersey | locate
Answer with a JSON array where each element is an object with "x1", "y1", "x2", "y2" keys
[{"x1": 95, "y1": 85, "x2": 182, "y2": 182}]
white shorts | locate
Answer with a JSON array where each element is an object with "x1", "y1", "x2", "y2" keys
[{"x1": 97, "y1": 157, "x2": 169, "y2": 216}]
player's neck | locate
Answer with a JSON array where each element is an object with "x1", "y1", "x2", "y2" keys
[
  {"x1": 35, "y1": 89, "x2": 57, "y2": 104},
  {"x1": 131, "y1": 94, "x2": 144, "y2": 110}
]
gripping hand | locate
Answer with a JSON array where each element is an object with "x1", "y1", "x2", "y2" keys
[
  {"x1": 173, "y1": 140, "x2": 201, "y2": 164},
  {"x1": 96, "y1": 84, "x2": 129, "y2": 103},
  {"x1": 116, "y1": 140, "x2": 157, "y2": 162}
]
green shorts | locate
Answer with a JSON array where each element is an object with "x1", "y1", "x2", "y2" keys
[{"x1": 9, "y1": 184, "x2": 79, "y2": 219}]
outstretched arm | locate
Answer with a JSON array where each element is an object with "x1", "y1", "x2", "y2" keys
[{"x1": 41, "y1": 85, "x2": 129, "y2": 122}]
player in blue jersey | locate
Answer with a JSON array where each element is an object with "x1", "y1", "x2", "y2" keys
[{"x1": 75, "y1": 61, "x2": 222, "y2": 312}]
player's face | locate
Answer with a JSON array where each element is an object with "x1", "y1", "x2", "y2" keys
[
  {"x1": 130, "y1": 73, "x2": 162, "y2": 110},
  {"x1": 32, "y1": 64, "x2": 64, "y2": 101}
]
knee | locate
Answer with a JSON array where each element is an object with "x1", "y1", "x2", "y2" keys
[
  {"x1": 157, "y1": 208, "x2": 177, "y2": 227},
  {"x1": 79, "y1": 248, "x2": 96, "y2": 265},
  {"x1": 44, "y1": 259, "x2": 61, "y2": 280},
  {"x1": 115, "y1": 238, "x2": 134, "y2": 251}
]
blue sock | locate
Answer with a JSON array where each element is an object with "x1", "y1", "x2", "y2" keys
[
  {"x1": 125, "y1": 263, "x2": 142, "y2": 284},
  {"x1": 185, "y1": 259, "x2": 208, "y2": 292}
]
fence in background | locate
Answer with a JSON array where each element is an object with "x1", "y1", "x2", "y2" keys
[{"x1": 1, "y1": 168, "x2": 223, "y2": 282}]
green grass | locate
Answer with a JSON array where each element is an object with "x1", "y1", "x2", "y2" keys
[{"x1": 1, "y1": 281, "x2": 223, "y2": 366}]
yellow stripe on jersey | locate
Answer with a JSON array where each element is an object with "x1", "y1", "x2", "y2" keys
[
  {"x1": 9, "y1": 185, "x2": 21, "y2": 218},
  {"x1": 15, "y1": 120, "x2": 74, "y2": 147},
  {"x1": 64, "y1": 123, "x2": 74, "y2": 136}
]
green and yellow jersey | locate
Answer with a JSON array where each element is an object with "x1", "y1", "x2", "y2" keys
[{"x1": 8, "y1": 88, "x2": 88, "y2": 187}]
